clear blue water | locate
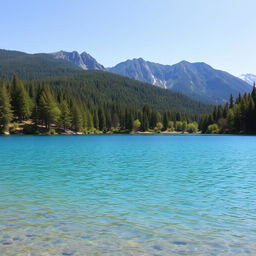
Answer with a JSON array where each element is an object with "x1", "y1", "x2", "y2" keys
[{"x1": 0, "y1": 135, "x2": 256, "y2": 255}]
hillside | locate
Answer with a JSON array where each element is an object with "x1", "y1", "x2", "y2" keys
[
  {"x1": 0, "y1": 49, "x2": 82, "y2": 80},
  {"x1": 36, "y1": 70, "x2": 212, "y2": 115}
]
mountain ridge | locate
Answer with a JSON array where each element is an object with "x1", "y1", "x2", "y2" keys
[
  {"x1": 51, "y1": 50, "x2": 105, "y2": 71},
  {"x1": 0, "y1": 49, "x2": 252, "y2": 104},
  {"x1": 108, "y1": 58, "x2": 251, "y2": 104}
]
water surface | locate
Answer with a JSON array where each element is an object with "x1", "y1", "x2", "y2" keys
[{"x1": 0, "y1": 135, "x2": 256, "y2": 255}]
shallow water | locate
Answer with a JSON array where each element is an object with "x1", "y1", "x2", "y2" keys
[{"x1": 0, "y1": 135, "x2": 256, "y2": 255}]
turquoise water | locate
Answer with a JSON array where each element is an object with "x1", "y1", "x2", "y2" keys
[{"x1": 0, "y1": 135, "x2": 256, "y2": 255}]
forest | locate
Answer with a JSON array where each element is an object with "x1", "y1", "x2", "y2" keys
[
  {"x1": 1, "y1": 71, "x2": 254, "y2": 135},
  {"x1": 0, "y1": 74, "x2": 205, "y2": 135},
  {"x1": 200, "y1": 85, "x2": 256, "y2": 134}
]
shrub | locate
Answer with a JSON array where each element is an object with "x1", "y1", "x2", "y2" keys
[{"x1": 207, "y1": 123, "x2": 219, "y2": 134}]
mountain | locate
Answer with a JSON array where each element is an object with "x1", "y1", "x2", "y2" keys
[
  {"x1": 0, "y1": 49, "x2": 82, "y2": 80},
  {"x1": 0, "y1": 49, "x2": 251, "y2": 105},
  {"x1": 239, "y1": 74, "x2": 256, "y2": 86},
  {"x1": 51, "y1": 50, "x2": 105, "y2": 70},
  {"x1": 108, "y1": 58, "x2": 252, "y2": 104},
  {"x1": 0, "y1": 49, "x2": 104, "y2": 80}
]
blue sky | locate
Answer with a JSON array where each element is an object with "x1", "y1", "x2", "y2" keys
[{"x1": 0, "y1": 0, "x2": 255, "y2": 75}]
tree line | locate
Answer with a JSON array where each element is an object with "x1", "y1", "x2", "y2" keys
[
  {"x1": 0, "y1": 75, "x2": 199, "y2": 134},
  {"x1": 200, "y1": 85, "x2": 256, "y2": 134}
]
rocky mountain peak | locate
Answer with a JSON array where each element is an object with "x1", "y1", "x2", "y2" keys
[{"x1": 51, "y1": 50, "x2": 105, "y2": 71}]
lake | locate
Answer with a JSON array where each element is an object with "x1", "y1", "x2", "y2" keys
[{"x1": 0, "y1": 135, "x2": 256, "y2": 255}]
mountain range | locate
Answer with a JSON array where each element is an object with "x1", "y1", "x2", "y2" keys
[
  {"x1": 0, "y1": 49, "x2": 252, "y2": 104},
  {"x1": 108, "y1": 58, "x2": 251, "y2": 104}
]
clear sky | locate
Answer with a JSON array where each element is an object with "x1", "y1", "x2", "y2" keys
[{"x1": 0, "y1": 0, "x2": 255, "y2": 75}]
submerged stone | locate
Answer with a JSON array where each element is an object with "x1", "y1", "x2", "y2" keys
[
  {"x1": 1, "y1": 240, "x2": 12, "y2": 245},
  {"x1": 62, "y1": 249, "x2": 75, "y2": 256},
  {"x1": 173, "y1": 241, "x2": 187, "y2": 245},
  {"x1": 152, "y1": 245, "x2": 163, "y2": 251}
]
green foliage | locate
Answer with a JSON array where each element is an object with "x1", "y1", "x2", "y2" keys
[
  {"x1": 72, "y1": 104, "x2": 83, "y2": 132},
  {"x1": 200, "y1": 86, "x2": 256, "y2": 134},
  {"x1": 59, "y1": 100, "x2": 72, "y2": 130},
  {"x1": 0, "y1": 73, "x2": 212, "y2": 134},
  {"x1": 10, "y1": 75, "x2": 32, "y2": 120},
  {"x1": 175, "y1": 121, "x2": 183, "y2": 131},
  {"x1": 0, "y1": 84, "x2": 13, "y2": 132},
  {"x1": 9, "y1": 122, "x2": 18, "y2": 134},
  {"x1": 167, "y1": 121, "x2": 175, "y2": 131},
  {"x1": 207, "y1": 123, "x2": 220, "y2": 134},
  {"x1": 23, "y1": 124, "x2": 38, "y2": 134},
  {"x1": 38, "y1": 87, "x2": 61, "y2": 129},
  {"x1": 132, "y1": 119, "x2": 141, "y2": 131},
  {"x1": 155, "y1": 122, "x2": 163, "y2": 132},
  {"x1": 0, "y1": 49, "x2": 81, "y2": 80},
  {"x1": 49, "y1": 128, "x2": 57, "y2": 135},
  {"x1": 182, "y1": 121, "x2": 187, "y2": 132},
  {"x1": 187, "y1": 122, "x2": 198, "y2": 133},
  {"x1": 39, "y1": 71, "x2": 212, "y2": 115}
]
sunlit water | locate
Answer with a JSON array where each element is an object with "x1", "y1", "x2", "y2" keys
[{"x1": 0, "y1": 135, "x2": 256, "y2": 255}]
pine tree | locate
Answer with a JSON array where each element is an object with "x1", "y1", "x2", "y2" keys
[
  {"x1": 72, "y1": 104, "x2": 83, "y2": 131},
  {"x1": 0, "y1": 85, "x2": 13, "y2": 132},
  {"x1": 38, "y1": 87, "x2": 61, "y2": 129},
  {"x1": 163, "y1": 112, "x2": 168, "y2": 130},
  {"x1": 93, "y1": 110, "x2": 99, "y2": 130},
  {"x1": 11, "y1": 75, "x2": 31, "y2": 120},
  {"x1": 59, "y1": 100, "x2": 71, "y2": 130},
  {"x1": 98, "y1": 107, "x2": 106, "y2": 131},
  {"x1": 229, "y1": 94, "x2": 234, "y2": 108}
]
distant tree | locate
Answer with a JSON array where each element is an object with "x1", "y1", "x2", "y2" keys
[
  {"x1": 93, "y1": 110, "x2": 99, "y2": 130},
  {"x1": 10, "y1": 75, "x2": 31, "y2": 120},
  {"x1": 38, "y1": 87, "x2": 61, "y2": 129},
  {"x1": 72, "y1": 104, "x2": 83, "y2": 131},
  {"x1": 142, "y1": 105, "x2": 150, "y2": 131},
  {"x1": 207, "y1": 123, "x2": 219, "y2": 134},
  {"x1": 98, "y1": 107, "x2": 106, "y2": 131},
  {"x1": 182, "y1": 121, "x2": 187, "y2": 132},
  {"x1": 111, "y1": 112, "x2": 120, "y2": 128},
  {"x1": 59, "y1": 100, "x2": 71, "y2": 130},
  {"x1": 132, "y1": 119, "x2": 141, "y2": 131},
  {"x1": 0, "y1": 85, "x2": 13, "y2": 132},
  {"x1": 156, "y1": 122, "x2": 163, "y2": 131},
  {"x1": 167, "y1": 121, "x2": 174, "y2": 131},
  {"x1": 175, "y1": 121, "x2": 183, "y2": 131},
  {"x1": 227, "y1": 108, "x2": 235, "y2": 130},
  {"x1": 187, "y1": 122, "x2": 198, "y2": 133},
  {"x1": 163, "y1": 112, "x2": 168, "y2": 130},
  {"x1": 229, "y1": 94, "x2": 234, "y2": 108}
]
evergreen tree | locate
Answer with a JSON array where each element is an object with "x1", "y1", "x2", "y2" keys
[
  {"x1": 98, "y1": 107, "x2": 106, "y2": 131},
  {"x1": 229, "y1": 94, "x2": 234, "y2": 108},
  {"x1": 59, "y1": 100, "x2": 72, "y2": 130},
  {"x1": 0, "y1": 85, "x2": 13, "y2": 132},
  {"x1": 11, "y1": 75, "x2": 31, "y2": 120},
  {"x1": 93, "y1": 110, "x2": 99, "y2": 130},
  {"x1": 163, "y1": 112, "x2": 168, "y2": 130},
  {"x1": 38, "y1": 87, "x2": 61, "y2": 129},
  {"x1": 72, "y1": 104, "x2": 83, "y2": 131}
]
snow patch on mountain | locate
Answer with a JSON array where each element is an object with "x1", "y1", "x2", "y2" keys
[{"x1": 239, "y1": 74, "x2": 256, "y2": 86}]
